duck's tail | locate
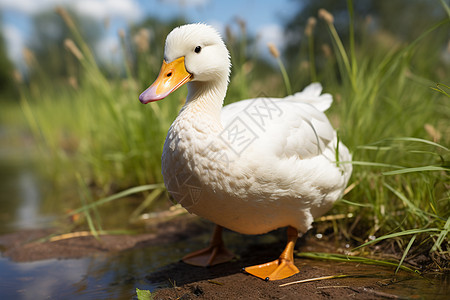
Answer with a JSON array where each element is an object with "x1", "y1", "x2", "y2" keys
[{"x1": 284, "y1": 82, "x2": 333, "y2": 112}]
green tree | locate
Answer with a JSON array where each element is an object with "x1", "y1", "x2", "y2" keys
[
  {"x1": 26, "y1": 9, "x2": 103, "y2": 85},
  {"x1": 283, "y1": 0, "x2": 448, "y2": 83},
  {"x1": 0, "y1": 22, "x2": 17, "y2": 100}
]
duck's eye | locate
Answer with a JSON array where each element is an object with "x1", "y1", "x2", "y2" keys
[{"x1": 194, "y1": 46, "x2": 202, "y2": 53}]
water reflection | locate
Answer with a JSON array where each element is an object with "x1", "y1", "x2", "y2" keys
[
  {"x1": 0, "y1": 127, "x2": 177, "y2": 299},
  {"x1": 0, "y1": 242, "x2": 180, "y2": 300},
  {"x1": 0, "y1": 159, "x2": 57, "y2": 234},
  {"x1": 0, "y1": 257, "x2": 89, "y2": 300},
  {"x1": 14, "y1": 170, "x2": 48, "y2": 229}
]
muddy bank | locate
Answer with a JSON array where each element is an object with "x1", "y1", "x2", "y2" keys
[
  {"x1": 0, "y1": 216, "x2": 448, "y2": 299},
  {"x1": 0, "y1": 215, "x2": 203, "y2": 262}
]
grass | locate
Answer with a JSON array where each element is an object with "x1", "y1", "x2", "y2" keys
[
  {"x1": 5, "y1": 3, "x2": 449, "y2": 269},
  {"x1": 296, "y1": 252, "x2": 417, "y2": 273},
  {"x1": 306, "y1": 2, "x2": 449, "y2": 268}
]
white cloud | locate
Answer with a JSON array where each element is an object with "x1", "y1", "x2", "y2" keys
[
  {"x1": 95, "y1": 34, "x2": 121, "y2": 64},
  {"x1": 0, "y1": 0, "x2": 57, "y2": 15},
  {"x1": 162, "y1": 0, "x2": 210, "y2": 7},
  {"x1": 257, "y1": 23, "x2": 285, "y2": 55},
  {"x1": 206, "y1": 20, "x2": 225, "y2": 36},
  {"x1": 71, "y1": 0, "x2": 142, "y2": 22},
  {"x1": 2, "y1": 24, "x2": 25, "y2": 69},
  {"x1": 0, "y1": 0, "x2": 143, "y2": 71},
  {"x1": 12, "y1": 258, "x2": 90, "y2": 300},
  {"x1": 0, "y1": 0, "x2": 142, "y2": 21}
]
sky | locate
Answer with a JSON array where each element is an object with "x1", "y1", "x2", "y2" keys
[{"x1": 0, "y1": 0, "x2": 298, "y2": 71}]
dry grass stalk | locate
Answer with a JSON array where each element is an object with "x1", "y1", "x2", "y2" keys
[
  {"x1": 55, "y1": 6, "x2": 76, "y2": 30},
  {"x1": 49, "y1": 231, "x2": 94, "y2": 242},
  {"x1": 64, "y1": 39, "x2": 84, "y2": 60},
  {"x1": 236, "y1": 17, "x2": 246, "y2": 35},
  {"x1": 68, "y1": 76, "x2": 79, "y2": 90},
  {"x1": 267, "y1": 42, "x2": 280, "y2": 58},
  {"x1": 134, "y1": 28, "x2": 151, "y2": 53},
  {"x1": 225, "y1": 25, "x2": 234, "y2": 43},
  {"x1": 118, "y1": 28, "x2": 126, "y2": 40},
  {"x1": 305, "y1": 17, "x2": 317, "y2": 37},
  {"x1": 316, "y1": 213, "x2": 354, "y2": 222},
  {"x1": 343, "y1": 181, "x2": 358, "y2": 195},
  {"x1": 318, "y1": 8, "x2": 334, "y2": 25},
  {"x1": 279, "y1": 275, "x2": 350, "y2": 287},
  {"x1": 321, "y1": 43, "x2": 332, "y2": 58},
  {"x1": 12, "y1": 70, "x2": 23, "y2": 84},
  {"x1": 22, "y1": 47, "x2": 36, "y2": 67},
  {"x1": 424, "y1": 124, "x2": 441, "y2": 142}
]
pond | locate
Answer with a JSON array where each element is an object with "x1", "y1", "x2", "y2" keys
[
  {"x1": 0, "y1": 243, "x2": 182, "y2": 299},
  {"x1": 0, "y1": 144, "x2": 52, "y2": 234},
  {"x1": 0, "y1": 127, "x2": 172, "y2": 298}
]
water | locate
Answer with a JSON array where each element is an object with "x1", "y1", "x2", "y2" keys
[
  {"x1": 0, "y1": 127, "x2": 175, "y2": 298},
  {"x1": 0, "y1": 125, "x2": 52, "y2": 233},
  {"x1": 0, "y1": 245, "x2": 179, "y2": 299},
  {"x1": 0, "y1": 161, "x2": 55, "y2": 234}
]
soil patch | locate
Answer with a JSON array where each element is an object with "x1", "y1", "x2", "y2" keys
[{"x1": 0, "y1": 215, "x2": 202, "y2": 262}]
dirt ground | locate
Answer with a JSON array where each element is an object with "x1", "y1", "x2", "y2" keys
[{"x1": 0, "y1": 216, "x2": 448, "y2": 299}]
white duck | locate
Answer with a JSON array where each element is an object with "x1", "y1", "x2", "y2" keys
[{"x1": 139, "y1": 23, "x2": 352, "y2": 281}]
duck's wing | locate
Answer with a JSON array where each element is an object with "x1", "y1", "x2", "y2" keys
[
  {"x1": 220, "y1": 83, "x2": 337, "y2": 160},
  {"x1": 282, "y1": 82, "x2": 332, "y2": 112}
]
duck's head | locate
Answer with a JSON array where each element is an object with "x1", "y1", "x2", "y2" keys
[{"x1": 139, "y1": 23, "x2": 231, "y2": 104}]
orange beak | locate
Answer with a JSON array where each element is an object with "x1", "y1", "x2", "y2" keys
[{"x1": 139, "y1": 57, "x2": 192, "y2": 104}]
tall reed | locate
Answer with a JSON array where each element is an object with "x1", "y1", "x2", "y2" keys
[{"x1": 308, "y1": 1, "x2": 449, "y2": 263}]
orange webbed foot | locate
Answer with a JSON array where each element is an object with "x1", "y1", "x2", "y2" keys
[
  {"x1": 182, "y1": 225, "x2": 234, "y2": 267},
  {"x1": 243, "y1": 226, "x2": 300, "y2": 281},
  {"x1": 182, "y1": 243, "x2": 234, "y2": 267},
  {"x1": 243, "y1": 257, "x2": 299, "y2": 281}
]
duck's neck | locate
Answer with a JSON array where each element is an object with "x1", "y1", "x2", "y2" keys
[{"x1": 184, "y1": 79, "x2": 228, "y2": 121}]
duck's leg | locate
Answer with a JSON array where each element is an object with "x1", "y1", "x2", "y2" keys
[
  {"x1": 243, "y1": 226, "x2": 300, "y2": 281},
  {"x1": 182, "y1": 224, "x2": 234, "y2": 267}
]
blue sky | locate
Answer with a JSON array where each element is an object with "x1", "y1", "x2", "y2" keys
[{"x1": 0, "y1": 0, "x2": 298, "y2": 71}]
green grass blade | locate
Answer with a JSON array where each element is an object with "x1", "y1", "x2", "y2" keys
[
  {"x1": 384, "y1": 137, "x2": 449, "y2": 152},
  {"x1": 345, "y1": 161, "x2": 403, "y2": 169},
  {"x1": 383, "y1": 182, "x2": 440, "y2": 220},
  {"x1": 307, "y1": 34, "x2": 316, "y2": 81},
  {"x1": 327, "y1": 23, "x2": 355, "y2": 91},
  {"x1": 275, "y1": 56, "x2": 292, "y2": 95},
  {"x1": 296, "y1": 252, "x2": 416, "y2": 273},
  {"x1": 395, "y1": 235, "x2": 416, "y2": 274},
  {"x1": 129, "y1": 188, "x2": 165, "y2": 222},
  {"x1": 440, "y1": 0, "x2": 450, "y2": 18},
  {"x1": 69, "y1": 184, "x2": 165, "y2": 215},
  {"x1": 353, "y1": 228, "x2": 441, "y2": 251},
  {"x1": 431, "y1": 217, "x2": 450, "y2": 253},
  {"x1": 356, "y1": 145, "x2": 392, "y2": 151},
  {"x1": 340, "y1": 199, "x2": 373, "y2": 208},
  {"x1": 383, "y1": 166, "x2": 449, "y2": 176},
  {"x1": 367, "y1": 137, "x2": 449, "y2": 152},
  {"x1": 430, "y1": 83, "x2": 450, "y2": 97},
  {"x1": 76, "y1": 173, "x2": 99, "y2": 239},
  {"x1": 347, "y1": 0, "x2": 357, "y2": 84}
]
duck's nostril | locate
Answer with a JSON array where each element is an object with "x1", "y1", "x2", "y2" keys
[{"x1": 167, "y1": 72, "x2": 172, "y2": 77}]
